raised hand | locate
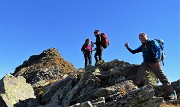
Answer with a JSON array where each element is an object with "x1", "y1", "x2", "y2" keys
[{"x1": 125, "y1": 42, "x2": 129, "y2": 48}]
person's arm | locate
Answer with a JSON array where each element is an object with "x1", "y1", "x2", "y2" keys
[
  {"x1": 81, "y1": 44, "x2": 86, "y2": 53},
  {"x1": 93, "y1": 36, "x2": 100, "y2": 44},
  {"x1": 125, "y1": 43, "x2": 142, "y2": 54},
  {"x1": 127, "y1": 46, "x2": 142, "y2": 54},
  {"x1": 93, "y1": 42, "x2": 96, "y2": 44},
  {"x1": 152, "y1": 40, "x2": 161, "y2": 60},
  {"x1": 152, "y1": 40, "x2": 162, "y2": 66}
]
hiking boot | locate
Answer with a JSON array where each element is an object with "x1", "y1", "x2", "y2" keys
[{"x1": 166, "y1": 91, "x2": 177, "y2": 101}]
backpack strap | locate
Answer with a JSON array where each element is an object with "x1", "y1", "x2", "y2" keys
[{"x1": 151, "y1": 40, "x2": 156, "y2": 54}]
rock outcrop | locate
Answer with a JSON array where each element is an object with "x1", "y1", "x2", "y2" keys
[
  {"x1": 0, "y1": 74, "x2": 36, "y2": 107},
  {"x1": 38, "y1": 59, "x2": 179, "y2": 107},
  {"x1": 3, "y1": 48, "x2": 178, "y2": 107},
  {"x1": 13, "y1": 48, "x2": 75, "y2": 88}
]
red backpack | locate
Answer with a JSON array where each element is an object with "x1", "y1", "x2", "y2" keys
[{"x1": 101, "y1": 33, "x2": 109, "y2": 48}]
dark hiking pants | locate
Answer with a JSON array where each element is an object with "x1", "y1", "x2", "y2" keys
[
  {"x1": 94, "y1": 48, "x2": 102, "y2": 63},
  {"x1": 84, "y1": 52, "x2": 92, "y2": 67},
  {"x1": 135, "y1": 62, "x2": 175, "y2": 95}
]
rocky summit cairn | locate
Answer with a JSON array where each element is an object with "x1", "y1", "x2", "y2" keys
[
  {"x1": 0, "y1": 74, "x2": 36, "y2": 107},
  {"x1": 13, "y1": 48, "x2": 75, "y2": 88}
]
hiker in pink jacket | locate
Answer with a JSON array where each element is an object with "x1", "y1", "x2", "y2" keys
[{"x1": 81, "y1": 38, "x2": 93, "y2": 67}]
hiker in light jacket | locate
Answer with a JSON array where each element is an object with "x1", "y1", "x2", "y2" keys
[{"x1": 125, "y1": 32, "x2": 177, "y2": 100}]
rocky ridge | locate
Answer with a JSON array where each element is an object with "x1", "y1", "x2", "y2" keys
[
  {"x1": 0, "y1": 48, "x2": 179, "y2": 107},
  {"x1": 39, "y1": 60, "x2": 180, "y2": 107}
]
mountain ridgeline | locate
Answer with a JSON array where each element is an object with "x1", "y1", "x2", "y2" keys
[{"x1": 0, "y1": 48, "x2": 179, "y2": 107}]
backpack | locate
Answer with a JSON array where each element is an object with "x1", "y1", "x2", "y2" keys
[
  {"x1": 101, "y1": 33, "x2": 109, "y2": 48},
  {"x1": 152, "y1": 39, "x2": 166, "y2": 65}
]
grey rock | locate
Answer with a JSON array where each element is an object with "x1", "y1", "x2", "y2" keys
[
  {"x1": 121, "y1": 85, "x2": 155, "y2": 107},
  {"x1": 135, "y1": 97, "x2": 164, "y2": 107},
  {"x1": 69, "y1": 101, "x2": 93, "y2": 107},
  {"x1": 70, "y1": 97, "x2": 105, "y2": 107},
  {"x1": 0, "y1": 74, "x2": 36, "y2": 107},
  {"x1": 41, "y1": 75, "x2": 77, "y2": 105},
  {"x1": 62, "y1": 71, "x2": 101, "y2": 106}
]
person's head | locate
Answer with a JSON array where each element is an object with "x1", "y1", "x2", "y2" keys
[
  {"x1": 94, "y1": 30, "x2": 100, "y2": 36},
  {"x1": 139, "y1": 32, "x2": 148, "y2": 43},
  {"x1": 85, "y1": 38, "x2": 90, "y2": 43}
]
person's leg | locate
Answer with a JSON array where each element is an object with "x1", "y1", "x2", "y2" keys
[
  {"x1": 88, "y1": 53, "x2": 92, "y2": 65},
  {"x1": 149, "y1": 63, "x2": 177, "y2": 100},
  {"x1": 135, "y1": 62, "x2": 148, "y2": 86},
  {"x1": 84, "y1": 54, "x2": 88, "y2": 67},
  {"x1": 99, "y1": 49, "x2": 102, "y2": 61},
  {"x1": 96, "y1": 48, "x2": 102, "y2": 61},
  {"x1": 94, "y1": 52, "x2": 98, "y2": 63}
]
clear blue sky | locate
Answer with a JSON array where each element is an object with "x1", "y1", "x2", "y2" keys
[{"x1": 0, "y1": 0, "x2": 179, "y2": 82}]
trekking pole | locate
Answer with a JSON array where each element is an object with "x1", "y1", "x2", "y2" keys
[
  {"x1": 162, "y1": 60, "x2": 164, "y2": 66},
  {"x1": 82, "y1": 53, "x2": 84, "y2": 60}
]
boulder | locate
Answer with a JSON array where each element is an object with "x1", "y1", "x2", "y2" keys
[
  {"x1": 0, "y1": 74, "x2": 36, "y2": 107},
  {"x1": 41, "y1": 75, "x2": 79, "y2": 105},
  {"x1": 155, "y1": 79, "x2": 180, "y2": 100},
  {"x1": 62, "y1": 71, "x2": 101, "y2": 106},
  {"x1": 101, "y1": 85, "x2": 159, "y2": 107}
]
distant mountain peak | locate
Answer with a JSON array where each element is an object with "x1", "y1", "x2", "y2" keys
[{"x1": 13, "y1": 48, "x2": 75, "y2": 87}]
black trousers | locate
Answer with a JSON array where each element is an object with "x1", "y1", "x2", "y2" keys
[
  {"x1": 94, "y1": 48, "x2": 103, "y2": 63},
  {"x1": 84, "y1": 52, "x2": 92, "y2": 67}
]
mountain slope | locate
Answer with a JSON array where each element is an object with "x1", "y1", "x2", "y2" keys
[{"x1": 13, "y1": 48, "x2": 75, "y2": 87}]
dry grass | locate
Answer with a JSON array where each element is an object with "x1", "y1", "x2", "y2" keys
[
  {"x1": 160, "y1": 104, "x2": 180, "y2": 107},
  {"x1": 119, "y1": 88, "x2": 127, "y2": 94}
]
